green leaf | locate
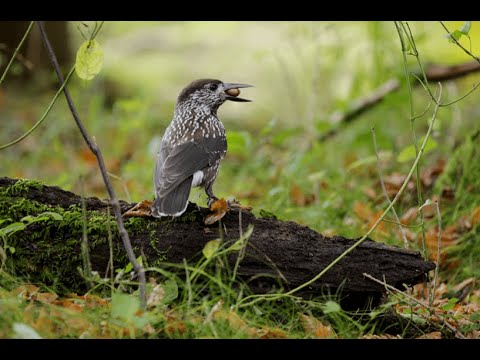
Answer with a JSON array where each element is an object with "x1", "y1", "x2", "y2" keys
[
  {"x1": 469, "y1": 311, "x2": 480, "y2": 322},
  {"x1": 0, "y1": 222, "x2": 26, "y2": 236},
  {"x1": 75, "y1": 40, "x2": 104, "y2": 80},
  {"x1": 459, "y1": 21, "x2": 471, "y2": 35},
  {"x1": 162, "y1": 279, "x2": 178, "y2": 304},
  {"x1": 111, "y1": 292, "x2": 139, "y2": 322},
  {"x1": 441, "y1": 297, "x2": 458, "y2": 311},
  {"x1": 445, "y1": 30, "x2": 463, "y2": 43},
  {"x1": 259, "y1": 209, "x2": 277, "y2": 219},
  {"x1": 397, "y1": 136, "x2": 437, "y2": 163},
  {"x1": 38, "y1": 211, "x2": 63, "y2": 221},
  {"x1": 322, "y1": 301, "x2": 341, "y2": 314},
  {"x1": 202, "y1": 239, "x2": 221, "y2": 259}
]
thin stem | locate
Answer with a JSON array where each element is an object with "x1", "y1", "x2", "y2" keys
[
  {"x1": 363, "y1": 272, "x2": 466, "y2": 339},
  {"x1": 0, "y1": 21, "x2": 34, "y2": 86},
  {"x1": 372, "y1": 127, "x2": 409, "y2": 248},
  {"x1": 36, "y1": 21, "x2": 146, "y2": 309},
  {"x1": 395, "y1": 21, "x2": 427, "y2": 258},
  {"x1": 439, "y1": 21, "x2": 480, "y2": 64},
  {"x1": 239, "y1": 84, "x2": 442, "y2": 309},
  {"x1": 0, "y1": 66, "x2": 75, "y2": 150},
  {"x1": 430, "y1": 200, "x2": 442, "y2": 307}
]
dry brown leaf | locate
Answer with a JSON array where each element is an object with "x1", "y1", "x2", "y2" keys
[
  {"x1": 400, "y1": 207, "x2": 418, "y2": 225},
  {"x1": 12, "y1": 284, "x2": 40, "y2": 299},
  {"x1": 299, "y1": 314, "x2": 335, "y2": 339},
  {"x1": 123, "y1": 199, "x2": 153, "y2": 218},
  {"x1": 290, "y1": 183, "x2": 315, "y2": 207},
  {"x1": 213, "y1": 309, "x2": 249, "y2": 331},
  {"x1": 165, "y1": 310, "x2": 187, "y2": 336},
  {"x1": 204, "y1": 198, "x2": 229, "y2": 225},
  {"x1": 420, "y1": 159, "x2": 445, "y2": 188},
  {"x1": 84, "y1": 294, "x2": 108, "y2": 308},
  {"x1": 251, "y1": 327, "x2": 288, "y2": 339},
  {"x1": 362, "y1": 334, "x2": 402, "y2": 339},
  {"x1": 147, "y1": 284, "x2": 165, "y2": 309},
  {"x1": 53, "y1": 299, "x2": 84, "y2": 313},
  {"x1": 416, "y1": 331, "x2": 442, "y2": 339},
  {"x1": 79, "y1": 148, "x2": 97, "y2": 166},
  {"x1": 466, "y1": 331, "x2": 480, "y2": 339},
  {"x1": 362, "y1": 187, "x2": 377, "y2": 200},
  {"x1": 35, "y1": 292, "x2": 58, "y2": 304},
  {"x1": 472, "y1": 207, "x2": 480, "y2": 227}
]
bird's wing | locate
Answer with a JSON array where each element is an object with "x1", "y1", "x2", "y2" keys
[{"x1": 154, "y1": 137, "x2": 226, "y2": 198}]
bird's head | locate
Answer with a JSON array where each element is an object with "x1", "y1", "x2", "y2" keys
[{"x1": 176, "y1": 79, "x2": 253, "y2": 112}]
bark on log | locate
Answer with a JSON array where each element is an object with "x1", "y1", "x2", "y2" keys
[{"x1": 0, "y1": 177, "x2": 435, "y2": 309}]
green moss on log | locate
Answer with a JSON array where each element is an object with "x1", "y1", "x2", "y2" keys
[{"x1": 0, "y1": 182, "x2": 145, "y2": 294}]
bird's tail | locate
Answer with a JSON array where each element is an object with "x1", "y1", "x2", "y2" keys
[{"x1": 151, "y1": 177, "x2": 192, "y2": 217}]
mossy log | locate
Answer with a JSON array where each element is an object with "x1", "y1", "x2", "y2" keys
[{"x1": 0, "y1": 177, "x2": 435, "y2": 309}]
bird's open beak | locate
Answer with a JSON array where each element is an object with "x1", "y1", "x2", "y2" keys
[{"x1": 223, "y1": 83, "x2": 253, "y2": 102}]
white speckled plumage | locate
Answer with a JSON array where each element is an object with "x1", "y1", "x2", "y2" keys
[{"x1": 151, "y1": 79, "x2": 250, "y2": 218}]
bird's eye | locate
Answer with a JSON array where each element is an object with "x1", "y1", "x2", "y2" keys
[{"x1": 209, "y1": 84, "x2": 218, "y2": 91}]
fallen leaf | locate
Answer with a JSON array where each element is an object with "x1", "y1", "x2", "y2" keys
[
  {"x1": 472, "y1": 207, "x2": 480, "y2": 226},
  {"x1": 420, "y1": 159, "x2": 445, "y2": 188},
  {"x1": 299, "y1": 314, "x2": 335, "y2": 338},
  {"x1": 362, "y1": 334, "x2": 402, "y2": 339},
  {"x1": 123, "y1": 200, "x2": 153, "y2": 218},
  {"x1": 466, "y1": 330, "x2": 480, "y2": 339},
  {"x1": 416, "y1": 331, "x2": 442, "y2": 339},
  {"x1": 12, "y1": 284, "x2": 39, "y2": 299},
  {"x1": 35, "y1": 292, "x2": 58, "y2": 304},
  {"x1": 204, "y1": 198, "x2": 229, "y2": 225},
  {"x1": 164, "y1": 310, "x2": 187, "y2": 336},
  {"x1": 400, "y1": 207, "x2": 419, "y2": 225},
  {"x1": 253, "y1": 327, "x2": 288, "y2": 339},
  {"x1": 147, "y1": 284, "x2": 165, "y2": 309},
  {"x1": 290, "y1": 183, "x2": 315, "y2": 207}
]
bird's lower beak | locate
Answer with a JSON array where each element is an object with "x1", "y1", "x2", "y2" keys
[{"x1": 223, "y1": 83, "x2": 253, "y2": 102}]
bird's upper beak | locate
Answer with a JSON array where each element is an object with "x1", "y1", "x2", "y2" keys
[{"x1": 223, "y1": 83, "x2": 253, "y2": 102}]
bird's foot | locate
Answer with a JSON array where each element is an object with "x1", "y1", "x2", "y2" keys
[
  {"x1": 204, "y1": 198, "x2": 253, "y2": 225},
  {"x1": 123, "y1": 199, "x2": 154, "y2": 218},
  {"x1": 204, "y1": 198, "x2": 228, "y2": 225},
  {"x1": 207, "y1": 196, "x2": 219, "y2": 208}
]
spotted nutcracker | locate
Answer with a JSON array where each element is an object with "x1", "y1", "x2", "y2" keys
[{"x1": 152, "y1": 79, "x2": 252, "y2": 217}]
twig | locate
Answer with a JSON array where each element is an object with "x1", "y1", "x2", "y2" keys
[
  {"x1": 36, "y1": 21, "x2": 146, "y2": 309},
  {"x1": 238, "y1": 83, "x2": 443, "y2": 309},
  {"x1": 363, "y1": 272, "x2": 466, "y2": 339},
  {"x1": 319, "y1": 59, "x2": 480, "y2": 142},
  {"x1": 439, "y1": 21, "x2": 480, "y2": 65},
  {"x1": 0, "y1": 21, "x2": 34, "y2": 85},
  {"x1": 430, "y1": 200, "x2": 442, "y2": 307},
  {"x1": 372, "y1": 127, "x2": 409, "y2": 249},
  {"x1": 396, "y1": 21, "x2": 427, "y2": 260}
]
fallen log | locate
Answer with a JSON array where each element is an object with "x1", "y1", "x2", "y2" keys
[{"x1": 0, "y1": 177, "x2": 435, "y2": 309}]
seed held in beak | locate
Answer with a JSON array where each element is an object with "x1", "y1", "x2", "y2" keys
[{"x1": 225, "y1": 88, "x2": 240, "y2": 97}]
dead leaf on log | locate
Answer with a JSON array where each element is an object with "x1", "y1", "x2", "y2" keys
[
  {"x1": 204, "y1": 198, "x2": 229, "y2": 225},
  {"x1": 123, "y1": 199, "x2": 153, "y2": 218}
]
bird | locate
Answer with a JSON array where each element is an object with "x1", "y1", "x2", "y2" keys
[{"x1": 151, "y1": 78, "x2": 252, "y2": 217}]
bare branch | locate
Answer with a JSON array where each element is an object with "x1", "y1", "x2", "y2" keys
[{"x1": 36, "y1": 21, "x2": 146, "y2": 309}]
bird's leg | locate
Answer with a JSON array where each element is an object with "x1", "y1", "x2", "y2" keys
[{"x1": 205, "y1": 184, "x2": 218, "y2": 207}]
